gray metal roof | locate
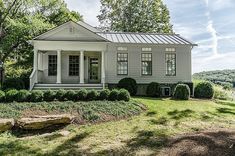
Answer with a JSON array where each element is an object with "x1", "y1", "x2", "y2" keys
[{"x1": 97, "y1": 32, "x2": 196, "y2": 46}]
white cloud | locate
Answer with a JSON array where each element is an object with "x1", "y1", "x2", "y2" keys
[
  {"x1": 207, "y1": 20, "x2": 218, "y2": 55},
  {"x1": 193, "y1": 52, "x2": 235, "y2": 73}
]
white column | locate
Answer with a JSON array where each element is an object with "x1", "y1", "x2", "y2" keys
[
  {"x1": 80, "y1": 50, "x2": 85, "y2": 84},
  {"x1": 101, "y1": 51, "x2": 105, "y2": 88},
  {"x1": 33, "y1": 49, "x2": 38, "y2": 83},
  {"x1": 57, "y1": 50, "x2": 62, "y2": 84}
]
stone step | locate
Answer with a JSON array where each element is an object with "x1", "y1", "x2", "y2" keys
[{"x1": 33, "y1": 83, "x2": 103, "y2": 90}]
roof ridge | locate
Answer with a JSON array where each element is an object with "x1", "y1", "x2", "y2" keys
[{"x1": 97, "y1": 31, "x2": 178, "y2": 35}]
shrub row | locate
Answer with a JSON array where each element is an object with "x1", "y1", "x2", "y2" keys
[{"x1": 0, "y1": 89, "x2": 130, "y2": 103}]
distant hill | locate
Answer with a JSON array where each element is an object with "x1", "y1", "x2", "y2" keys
[{"x1": 193, "y1": 69, "x2": 235, "y2": 87}]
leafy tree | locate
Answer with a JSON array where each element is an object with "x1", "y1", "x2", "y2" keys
[
  {"x1": 98, "y1": 0, "x2": 173, "y2": 33},
  {"x1": 193, "y1": 69, "x2": 235, "y2": 89},
  {"x1": 0, "y1": 0, "x2": 83, "y2": 67}
]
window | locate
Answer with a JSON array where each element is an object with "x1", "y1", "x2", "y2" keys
[
  {"x1": 165, "y1": 48, "x2": 176, "y2": 52},
  {"x1": 117, "y1": 53, "x2": 128, "y2": 75},
  {"x1": 166, "y1": 53, "x2": 176, "y2": 76},
  {"x1": 48, "y1": 55, "x2": 57, "y2": 76},
  {"x1": 142, "y1": 47, "x2": 152, "y2": 52},
  {"x1": 141, "y1": 53, "x2": 152, "y2": 75},
  {"x1": 69, "y1": 56, "x2": 79, "y2": 76},
  {"x1": 117, "y1": 47, "x2": 127, "y2": 51}
]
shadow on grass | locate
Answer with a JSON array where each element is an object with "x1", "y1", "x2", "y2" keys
[
  {"x1": 96, "y1": 129, "x2": 169, "y2": 155},
  {"x1": 45, "y1": 132, "x2": 91, "y2": 155},
  {"x1": 215, "y1": 100, "x2": 235, "y2": 107},
  {"x1": 0, "y1": 139, "x2": 43, "y2": 156},
  {"x1": 167, "y1": 109, "x2": 195, "y2": 120},
  {"x1": 149, "y1": 117, "x2": 168, "y2": 125},
  {"x1": 146, "y1": 110, "x2": 157, "y2": 116},
  {"x1": 11, "y1": 124, "x2": 67, "y2": 138},
  {"x1": 217, "y1": 107, "x2": 235, "y2": 115},
  {"x1": 126, "y1": 130, "x2": 168, "y2": 149}
]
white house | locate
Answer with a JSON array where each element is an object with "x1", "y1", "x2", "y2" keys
[{"x1": 29, "y1": 21, "x2": 197, "y2": 95}]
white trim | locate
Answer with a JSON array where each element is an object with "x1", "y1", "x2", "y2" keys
[
  {"x1": 56, "y1": 50, "x2": 62, "y2": 83},
  {"x1": 79, "y1": 50, "x2": 85, "y2": 83}
]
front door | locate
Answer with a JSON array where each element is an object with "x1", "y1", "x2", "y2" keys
[{"x1": 89, "y1": 58, "x2": 99, "y2": 83}]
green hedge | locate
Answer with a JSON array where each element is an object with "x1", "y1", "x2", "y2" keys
[
  {"x1": 117, "y1": 78, "x2": 137, "y2": 96},
  {"x1": 0, "y1": 89, "x2": 131, "y2": 103},
  {"x1": 173, "y1": 84, "x2": 190, "y2": 100},
  {"x1": 194, "y1": 81, "x2": 214, "y2": 99},
  {"x1": 146, "y1": 82, "x2": 160, "y2": 97}
]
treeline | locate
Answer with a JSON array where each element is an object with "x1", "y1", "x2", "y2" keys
[{"x1": 193, "y1": 69, "x2": 235, "y2": 88}]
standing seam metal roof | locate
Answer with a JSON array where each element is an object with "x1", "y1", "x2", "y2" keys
[{"x1": 97, "y1": 32, "x2": 196, "y2": 45}]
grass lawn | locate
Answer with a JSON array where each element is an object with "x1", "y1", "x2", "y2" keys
[{"x1": 0, "y1": 98, "x2": 234, "y2": 155}]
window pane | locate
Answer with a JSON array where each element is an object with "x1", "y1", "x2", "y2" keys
[
  {"x1": 141, "y1": 53, "x2": 152, "y2": 75},
  {"x1": 48, "y1": 55, "x2": 57, "y2": 76},
  {"x1": 69, "y1": 56, "x2": 79, "y2": 76},
  {"x1": 117, "y1": 53, "x2": 128, "y2": 75},
  {"x1": 166, "y1": 53, "x2": 176, "y2": 76}
]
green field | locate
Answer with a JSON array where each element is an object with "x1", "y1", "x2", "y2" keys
[{"x1": 0, "y1": 98, "x2": 234, "y2": 155}]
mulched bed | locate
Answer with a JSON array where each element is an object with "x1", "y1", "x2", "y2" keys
[{"x1": 160, "y1": 130, "x2": 235, "y2": 156}]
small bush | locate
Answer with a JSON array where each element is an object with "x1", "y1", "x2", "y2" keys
[
  {"x1": 65, "y1": 90, "x2": 76, "y2": 101},
  {"x1": 56, "y1": 89, "x2": 66, "y2": 101},
  {"x1": 30, "y1": 90, "x2": 44, "y2": 102},
  {"x1": 109, "y1": 89, "x2": 119, "y2": 101},
  {"x1": 146, "y1": 82, "x2": 160, "y2": 97},
  {"x1": 118, "y1": 89, "x2": 130, "y2": 101},
  {"x1": 87, "y1": 90, "x2": 99, "y2": 101},
  {"x1": 43, "y1": 90, "x2": 56, "y2": 102},
  {"x1": 214, "y1": 86, "x2": 231, "y2": 100},
  {"x1": 0, "y1": 91, "x2": 5, "y2": 102},
  {"x1": 194, "y1": 81, "x2": 214, "y2": 99},
  {"x1": 3, "y1": 78, "x2": 25, "y2": 90},
  {"x1": 5, "y1": 89, "x2": 18, "y2": 102},
  {"x1": 77, "y1": 89, "x2": 88, "y2": 101},
  {"x1": 173, "y1": 84, "x2": 190, "y2": 100},
  {"x1": 99, "y1": 89, "x2": 110, "y2": 100},
  {"x1": 117, "y1": 78, "x2": 137, "y2": 96},
  {"x1": 16, "y1": 90, "x2": 30, "y2": 102}
]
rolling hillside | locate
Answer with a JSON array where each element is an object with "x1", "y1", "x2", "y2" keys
[{"x1": 193, "y1": 69, "x2": 235, "y2": 87}]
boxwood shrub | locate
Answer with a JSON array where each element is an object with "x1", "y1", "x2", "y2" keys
[
  {"x1": 117, "y1": 77, "x2": 137, "y2": 96},
  {"x1": 2, "y1": 78, "x2": 25, "y2": 90},
  {"x1": 99, "y1": 89, "x2": 110, "y2": 100},
  {"x1": 87, "y1": 90, "x2": 99, "y2": 101},
  {"x1": 173, "y1": 84, "x2": 190, "y2": 100},
  {"x1": 17, "y1": 90, "x2": 31, "y2": 102},
  {"x1": 5, "y1": 89, "x2": 18, "y2": 102},
  {"x1": 109, "y1": 89, "x2": 119, "y2": 101},
  {"x1": 77, "y1": 89, "x2": 88, "y2": 101},
  {"x1": 30, "y1": 90, "x2": 44, "y2": 102},
  {"x1": 194, "y1": 81, "x2": 214, "y2": 99},
  {"x1": 146, "y1": 82, "x2": 160, "y2": 97},
  {"x1": 0, "y1": 88, "x2": 130, "y2": 103},
  {"x1": 56, "y1": 89, "x2": 66, "y2": 101},
  {"x1": 118, "y1": 89, "x2": 130, "y2": 101},
  {"x1": 43, "y1": 90, "x2": 56, "y2": 102},
  {"x1": 0, "y1": 91, "x2": 5, "y2": 102},
  {"x1": 65, "y1": 90, "x2": 76, "y2": 101}
]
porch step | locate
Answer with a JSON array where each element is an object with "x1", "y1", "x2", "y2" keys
[{"x1": 33, "y1": 84, "x2": 103, "y2": 90}]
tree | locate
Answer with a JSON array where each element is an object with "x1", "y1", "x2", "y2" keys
[
  {"x1": 98, "y1": 0, "x2": 173, "y2": 33},
  {"x1": 0, "y1": 0, "x2": 82, "y2": 66}
]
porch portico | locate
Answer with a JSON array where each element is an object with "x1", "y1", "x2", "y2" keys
[{"x1": 30, "y1": 41, "x2": 107, "y2": 90}]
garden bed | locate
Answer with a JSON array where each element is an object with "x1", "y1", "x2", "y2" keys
[{"x1": 0, "y1": 100, "x2": 145, "y2": 124}]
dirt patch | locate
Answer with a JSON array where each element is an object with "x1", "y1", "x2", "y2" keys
[{"x1": 159, "y1": 129, "x2": 235, "y2": 156}]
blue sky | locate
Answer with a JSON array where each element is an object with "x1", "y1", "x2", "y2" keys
[{"x1": 64, "y1": 0, "x2": 235, "y2": 73}]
